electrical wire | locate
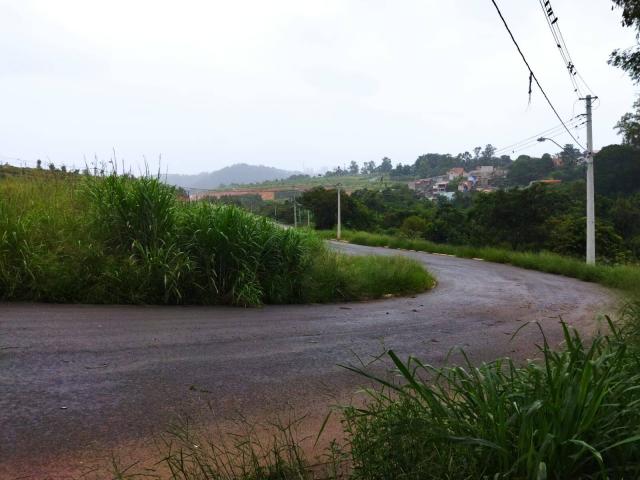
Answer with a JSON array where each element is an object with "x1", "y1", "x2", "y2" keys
[
  {"x1": 538, "y1": 0, "x2": 597, "y2": 99},
  {"x1": 506, "y1": 121, "x2": 587, "y2": 156},
  {"x1": 494, "y1": 116, "x2": 584, "y2": 155},
  {"x1": 489, "y1": 0, "x2": 586, "y2": 150},
  {"x1": 537, "y1": 0, "x2": 583, "y2": 97}
]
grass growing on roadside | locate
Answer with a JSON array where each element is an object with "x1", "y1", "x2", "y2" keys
[
  {"x1": 113, "y1": 415, "x2": 333, "y2": 480},
  {"x1": 304, "y1": 250, "x2": 434, "y2": 303},
  {"x1": 0, "y1": 174, "x2": 433, "y2": 305},
  {"x1": 343, "y1": 314, "x2": 640, "y2": 480},
  {"x1": 322, "y1": 229, "x2": 640, "y2": 299}
]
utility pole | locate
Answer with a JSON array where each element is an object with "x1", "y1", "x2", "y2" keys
[
  {"x1": 293, "y1": 196, "x2": 297, "y2": 228},
  {"x1": 584, "y1": 94, "x2": 596, "y2": 265},
  {"x1": 336, "y1": 184, "x2": 342, "y2": 240},
  {"x1": 307, "y1": 210, "x2": 310, "y2": 227}
]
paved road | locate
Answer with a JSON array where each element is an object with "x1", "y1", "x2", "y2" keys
[{"x1": 0, "y1": 243, "x2": 616, "y2": 478}]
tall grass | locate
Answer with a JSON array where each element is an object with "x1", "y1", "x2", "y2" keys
[
  {"x1": 0, "y1": 174, "x2": 433, "y2": 305},
  {"x1": 305, "y1": 250, "x2": 434, "y2": 302},
  {"x1": 342, "y1": 317, "x2": 640, "y2": 479},
  {"x1": 325, "y1": 229, "x2": 640, "y2": 299}
]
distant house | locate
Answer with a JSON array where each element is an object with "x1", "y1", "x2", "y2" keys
[
  {"x1": 552, "y1": 155, "x2": 563, "y2": 167},
  {"x1": 408, "y1": 178, "x2": 434, "y2": 196},
  {"x1": 447, "y1": 167, "x2": 466, "y2": 180},
  {"x1": 468, "y1": 166, "x2": 498, "y2": 188},
  {"x1": 434, "y1": 181, "x2": 449, "y2": 193},
  {"x1": 458, "y1": 180, "x2": 474, "y2": 193}
]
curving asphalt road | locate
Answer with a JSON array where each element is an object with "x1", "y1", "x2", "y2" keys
[{"x1": 0, "y1": 243, "x2": 616, "y2": 478}]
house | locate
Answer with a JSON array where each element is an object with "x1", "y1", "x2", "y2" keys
[
  {"x1": 458, "y1": 180, "x2": 474, "y2": 193},
  {"x1": 468, "y1": 166, "x2": 497, "y2": 188},
  {"x1": 434, "y1": 180, "x2": 449, "y2": 193},
  {"x1": 447, "y1": 167, "x2": 467, "y2": 180},
  {"x1": 408, "y1": 178, "x2": 434, "y2": 196}
]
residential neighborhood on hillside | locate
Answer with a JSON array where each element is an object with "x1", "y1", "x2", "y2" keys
[{"x1": 408, "y1": 166, "x2": 508, "y2": 200}]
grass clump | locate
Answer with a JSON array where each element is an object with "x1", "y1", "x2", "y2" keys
[
  {"x1": 304, "y1": 250, "x2": 435, "y2": 303},
  {"x1": 114, "y1": 415, "x2": 328, "y2": 480},
  {"x1": 0, "y1": 174, "x2": 433, "y2": 305},
  {"x1": 327, "y1": 229, "x2": 640, "y2": 299},
  {"x1": 343, "y1": 318, "x2": 640, "y2": 479}
]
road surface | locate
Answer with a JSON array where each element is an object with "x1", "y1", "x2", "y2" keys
[{"x1": 0, "y1": 243, "x2": 616, "y2": 478}]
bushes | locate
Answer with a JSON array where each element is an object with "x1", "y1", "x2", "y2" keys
[
  {"x1": 304, "y1": 251, "x2": 435, "y2": 303},
  {"x1": 343, "y1": 320, "x2": 640, "y2": 479},
  {"x1": 0, "y1": 174, "x2": 433, "y2": 305}
]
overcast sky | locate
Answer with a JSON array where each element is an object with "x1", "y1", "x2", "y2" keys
[{"x1": 0, "y1": 0, "x2": 637, "y2": 174}]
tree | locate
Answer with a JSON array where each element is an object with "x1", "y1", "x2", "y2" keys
[
  {"x1": 616, "y1": 97, "x2": 640, "y2": 147},
  {"x1": 548, "y1": 215, "x2": 628, "y2": 262},
  {"x1": 457, "y1": 151, "x2": 472, "y2": 164},
  {"x1": 36, "y1": 159, "x2": 42, "y2": 169},
  {"x1": 609, "y1": 0, "x2": 640, "y2": 82},
  {"x1": 414, "y1": 153, "x2": 456, "y2": 178},
  {"x1": 594, "y1": 144, "x2": 640, "y2": 197},
  {"x1": 377, "y1": 157, "x2": 393, "y2": 173},
  {"x1": 362, "y1": 160, "x2": 376, "y2": 175},
  {"x1": 48, "y1": 162, "x2": 56, "y2": 171},
  {"x1": 480, "y1": 144, "x2": 497, "y2": 161},
  {"x1": 348, "y1": 161, "x2": 359, "y2": 175},
  {"x1": 400, "y1": 215, "x2": 428, "y2": 239},
  {"x1": 469, "y1": 185, "x2": 568, "y2": 250},
  {"x1": 507, "y1": 155, "x2": 554, "y2": 186},
  {"x1": 473, "y1": 146, "x2": 482, "y2": 160},
  {"x1": 560, "y1": 144, "x2": 582, "y2": 166},
  {"x1": 300, "y1": 187, "x2": 373, "y2": 230}
]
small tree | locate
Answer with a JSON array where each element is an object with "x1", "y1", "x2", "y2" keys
[{"x1": 400, "y1": 215, "x2": 428, "y2": 238}]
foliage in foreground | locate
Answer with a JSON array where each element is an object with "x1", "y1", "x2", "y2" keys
[
  {"x1": 323, "y1": 229, "x2": 640, "y2": 300},
  {"x1": 344, "y1": 317, "x2": 640, "y2": 479},
  {"x1": 0, "y1": 174, "x2": 433, "y2": 306}
]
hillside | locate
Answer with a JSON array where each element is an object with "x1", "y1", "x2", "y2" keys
[{"x1": 163, "y1": 163, "x2": 298, "y2": 190}]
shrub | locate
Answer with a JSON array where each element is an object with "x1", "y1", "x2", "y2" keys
[{"x1": 343, "y1": 321, "x2": 640, "y2": 479}]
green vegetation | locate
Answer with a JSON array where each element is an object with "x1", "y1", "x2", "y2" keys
[
  {"x1": 343, "y1": 317, "x2": 640, "y2": 479},
  {"x1": 293, "y1": 172, "x2": 640, "y2": 263},
  {"x1": 323, "y1": 229, "x2": 640, "y2": 299},
  {"x1": 0, "y1": 172, "x2": 433, "y2": 306}
]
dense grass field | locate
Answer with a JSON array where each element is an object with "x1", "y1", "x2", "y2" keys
[
  {"x1": 320, "y1": 229, "x2": 640, "y2": 300},
  {"x1": 0, "y1": 172, "x2": 433, "y2": 305}
]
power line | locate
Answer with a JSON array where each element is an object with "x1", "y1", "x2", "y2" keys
[
  {"x1": 489, "y1": 0, "x2": 585, "y2": 150},
  {"x1": 494, "y1": 116, "x2": 582, "y2": 153},
  {"x1": 537, "y1": 0, "x2": 595, "y2": 98},
  {"x1": 505, "y1": 121, "x2": 587, "y2": 156},
  {"x1": 537, "y1": 0, "x2": 582, "y2": 97},
  {"x1": 494, "y1": 116, "x2": 584, "y2": 154}
]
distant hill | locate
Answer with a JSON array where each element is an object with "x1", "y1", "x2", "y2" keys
[{"x1": 163, "y1": 163, "x2": 298, "y2": 190}]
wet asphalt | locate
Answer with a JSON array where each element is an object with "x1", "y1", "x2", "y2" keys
[{"x1": 0, "y1": 243, "x2": 616, "y2": 478}]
